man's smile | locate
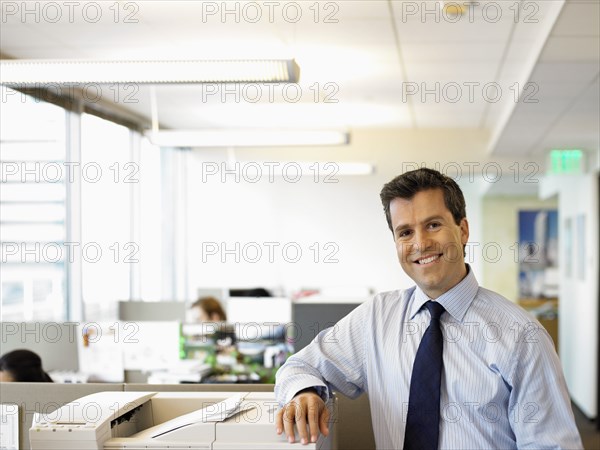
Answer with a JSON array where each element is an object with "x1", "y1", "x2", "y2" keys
[{"x1": 414, "y1": 254, "x2": 442, "y2": 265}]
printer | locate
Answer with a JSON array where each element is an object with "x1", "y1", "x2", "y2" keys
[{"x1": 29, "y1": 391, "x2": 335, "y2": 449}]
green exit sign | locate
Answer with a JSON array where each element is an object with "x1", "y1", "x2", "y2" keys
[{"x1": 549, "y1": 150, "x2": 584, "y2": 174}]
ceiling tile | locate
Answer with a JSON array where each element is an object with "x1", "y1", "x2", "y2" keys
[
  {"x1": 401, "y1": 41, "x2": 507, "y2": 63},
  {"x1": 551, "y1": 0, "x2": 600, "y2": 37},
  {"x1": 540, "y1": 36, "x2": 600, "y2": 62},
  {"x1": 1, "y1": 0, "x2": 596, "y2": 156},
  {"x1": 529, "y1": 62, "x2": 600, "y2": 82}
]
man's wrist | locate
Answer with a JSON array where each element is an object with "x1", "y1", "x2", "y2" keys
[
  {"x1": 292, "y1": 386, "x2": 329, "y2": 403},
  {"x1": 295, "y1": 387, "x2": 320, "y2": 397}
]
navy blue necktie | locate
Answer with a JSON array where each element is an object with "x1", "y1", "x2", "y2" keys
[{"x1": 404, "y1": 301, "x2": 446, "y2": 450}]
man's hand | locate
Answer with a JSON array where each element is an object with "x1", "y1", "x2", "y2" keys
[{"x1": 276, "y1": 390, "x2": 330, "y2": 445}]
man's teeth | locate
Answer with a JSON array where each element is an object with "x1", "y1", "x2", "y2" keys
[{"x1": 418, "y1": 255, "x2": 439, "y2": 264}]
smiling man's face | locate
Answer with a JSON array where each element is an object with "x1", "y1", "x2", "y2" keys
[{"x1": 390, "y1": 188, "x2": 469, "y2": 299}]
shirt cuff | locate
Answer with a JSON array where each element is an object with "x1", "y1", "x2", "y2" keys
[
  {"x1": 285, "y1": 381, "x2": 330, "y2": 404},
  {"x1": 294, "y1": 386, "x2": 329, "y2": 403}
]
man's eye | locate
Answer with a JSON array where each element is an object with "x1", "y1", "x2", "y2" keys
[
  {"x1": 397, "y1": 230, "x2": 411, "y2": 239},
  {"x1": 429, "y1": 222, "x2": 441, "y2": 229}
]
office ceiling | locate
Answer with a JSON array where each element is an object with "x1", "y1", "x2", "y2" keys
[{"x1": 1, "y1": 0, "x2": 598, "y2": 160}]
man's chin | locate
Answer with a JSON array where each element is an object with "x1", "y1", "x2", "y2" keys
[{"x1": 414, "y1": 280, "x2": 438, "y2": 294}]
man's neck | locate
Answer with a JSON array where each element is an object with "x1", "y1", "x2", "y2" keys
[{"x1": 422, "y1": 264, "x2": 469, "y2": 300}]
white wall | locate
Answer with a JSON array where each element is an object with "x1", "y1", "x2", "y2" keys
[
  {"x1": 186, "y1": 150, "x2": 402, "y2": 296},
  {"x1": 185, "y1": 149, "x2": 486, "y2": 297},
  {"x1": 541, "y1": 173, "x2": 599, "y2": 418}
]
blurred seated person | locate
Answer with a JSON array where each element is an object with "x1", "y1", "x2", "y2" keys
[
  {"x1": 190, "y1": 296, "x2": 227, "y2": 322},
  {"x1": 0, "y1": 349, "x2": 53, "y2": 382},
  {"x1": 189, "y1": 296, "x2": 234, "y2": 346}
]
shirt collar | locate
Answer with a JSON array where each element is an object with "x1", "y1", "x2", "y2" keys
[{"x1": 408, "y1": 264, "x2": 479, "y2": 322}]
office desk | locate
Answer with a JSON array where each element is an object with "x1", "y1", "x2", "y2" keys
[{"x1": 518, "y1": 297, "x2": 559, "y2": 353}]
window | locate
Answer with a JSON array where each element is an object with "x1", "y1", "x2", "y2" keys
[
  {"x1": 1, "y1": 90, "x2": 169, "y2": 321},
  {"x1": 0, "y1": 87, "x2": 67, "y2": 320},
  {"x1": 80, "y1": 114, "x2": 132, "y2": 318}
]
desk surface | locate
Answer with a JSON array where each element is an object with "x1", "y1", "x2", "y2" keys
[{"x1": 518, "y1": 297, "x2": 559, "y2": 353}]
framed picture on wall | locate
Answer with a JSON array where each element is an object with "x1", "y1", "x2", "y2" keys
[{"x1": 518, "y1": 210, "x2": 559, "y2": 299}]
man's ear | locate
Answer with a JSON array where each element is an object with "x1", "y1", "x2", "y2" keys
[{"x1": 460, "y1": 218, "x2": 469, "y2": 244}]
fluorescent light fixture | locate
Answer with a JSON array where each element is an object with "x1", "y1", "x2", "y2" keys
[
  {"x1": 145, "y1": 130, "x2": 350, "y2": 147},
  {"x1": 242, "y1": 162, "x2": 374, "y2": 177},
  {"x1": 0, "y1": 59, "x2": 300, "y2": 84}
]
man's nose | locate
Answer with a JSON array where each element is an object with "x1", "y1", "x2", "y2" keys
[{"x1": 413, "y1": 230, "x2": 434, "y2": 254}]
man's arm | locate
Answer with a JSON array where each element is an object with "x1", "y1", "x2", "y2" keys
[
  {"x1": 509, "y1": 324, "x2": 583, "y2": 449},
  {"x1": 274, "y1": 299, "x2": 371, "y2": 443}
]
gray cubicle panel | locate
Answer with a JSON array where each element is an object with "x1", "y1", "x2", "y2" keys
[
  {"x1": 118, "y1": 300, "x2": 187, "y2": 321},
  {"x1": 0, "y1": 322, "x2": 79, "y2": 372},
  {"x1": 291, "y1": 303, "x2": 361, "y2": 352},
  {"x1": 124, "y1": 383, "x2": 274, "y2": 393},
  {"x1": 335, "y1": 392, "x2": 375, "y2": 450}
]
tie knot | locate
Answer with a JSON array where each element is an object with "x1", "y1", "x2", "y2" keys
[{"x1": 425, "y1": 301, "x2": 445, "y2": 320}]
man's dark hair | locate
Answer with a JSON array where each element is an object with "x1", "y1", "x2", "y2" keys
[{"x1": 380, "y1": 167, "x2": 467, "y2": 232}]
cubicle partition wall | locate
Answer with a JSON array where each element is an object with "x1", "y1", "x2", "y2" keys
[
  {"x1": 0, "y1": 382, "x2": 375, "y2": 450},
  {"x1": 291, "y1": 302, "x2": 362, "y2": 352},
  {"x1": 0, "y1": 322, "x2": 79, "y2": 372},
  {"x1": 118, "y1": 300, "x2": 187, "y2": 322},
  {"x1": 0, "y1": 382, "x2": 123, "y2": 449}
]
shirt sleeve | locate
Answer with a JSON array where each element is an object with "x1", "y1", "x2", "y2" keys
[
  {"x1": 275, "y1": 299, "x2": 370, "y2": 407},
  {"x1": 508, "y1": 322, "x2": 583, "y2": 449}
]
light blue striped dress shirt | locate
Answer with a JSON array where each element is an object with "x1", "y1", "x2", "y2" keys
[{"x1": 275, "y1": 267, "x2": 583, "y2": 449}]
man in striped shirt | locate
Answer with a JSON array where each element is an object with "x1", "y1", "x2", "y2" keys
[{"x1": 275, "y1": 168, "x2": 582, "y2": 449}]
